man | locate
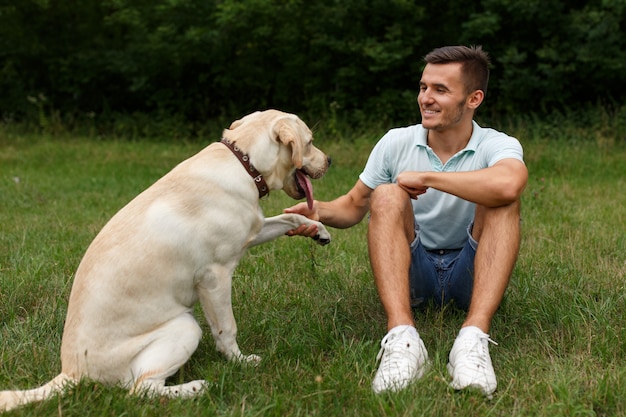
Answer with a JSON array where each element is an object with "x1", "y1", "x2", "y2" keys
[{"x1": 285, "y1": 45, "x2": 527, "y2": 396}]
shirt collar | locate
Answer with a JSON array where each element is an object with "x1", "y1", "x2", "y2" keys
[{"x1": 416, "y1": 120, "x2": 482, "y2": 153}]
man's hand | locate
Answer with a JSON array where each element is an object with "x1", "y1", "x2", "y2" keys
[
  {"x1": 283, "y1": 201, "x2": 320, "y2": 238},
  {"x1": 397, "y1": 172, "x2": 429, "y2": 200}
]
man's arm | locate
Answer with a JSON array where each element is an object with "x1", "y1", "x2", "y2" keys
[{"x1": 397, "y1": 158, "x2": 528, "y2": 207}]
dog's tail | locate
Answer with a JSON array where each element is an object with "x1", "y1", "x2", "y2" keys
[{"x1": 0, "y1": 373, "x2": 73, "y2": 412}]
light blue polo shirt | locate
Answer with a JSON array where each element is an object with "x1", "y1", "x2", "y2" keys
[{"x1": 359, "y1": 121, "x2": 524, "y2": 250}]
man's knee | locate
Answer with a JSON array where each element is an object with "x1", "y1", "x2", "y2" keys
[
  {"x1": 369, "y1": 184, "x2": 415, "y2": 240},
  {"x1": 370, "y1": 183, "x2": 410, "y2": 213}
]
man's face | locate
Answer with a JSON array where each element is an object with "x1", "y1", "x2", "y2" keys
[{"x1": 418, "y1": 63, "x2": 472, "y2": 131}]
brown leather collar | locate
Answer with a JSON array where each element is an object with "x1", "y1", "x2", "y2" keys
[{"x1": 220, "y1": 138, "x2": 269, "y2": 198}]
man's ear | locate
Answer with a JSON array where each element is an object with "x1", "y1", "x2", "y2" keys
[
  {"x1": 467, "y1": 90, "x2": 485, "y2": 109},
  {"x1": 275, "y1": 119, "x2": 303, "y2": 169}
]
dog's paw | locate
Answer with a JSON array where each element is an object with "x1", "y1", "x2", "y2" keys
[
  {"x1": 230, "y1": 352, "x2": 262, "y2": 365},
  {"x1": 312, "y1": 223, "x2": 331, "y2": 245},
  {"x1": 242, "y1": 354, "x2": 262, "y2": 365},
  {"x1": 135, "y1": 379, "x2": 208, "y2": 399},
  {"x1": 168, "y1": 380, "x2": 208, "y2": 398}
]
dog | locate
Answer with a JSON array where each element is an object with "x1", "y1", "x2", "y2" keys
[{"x1": 0, "y1": 110, "x2": 331, "y2": 412}]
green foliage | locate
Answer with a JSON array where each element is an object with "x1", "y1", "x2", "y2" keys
[
  {"x1": 0, "y1": 0, "x2": 625, "y2": 126},
  {"x1": 462, "y1": 0, "x2": 626, "y2": 113}
]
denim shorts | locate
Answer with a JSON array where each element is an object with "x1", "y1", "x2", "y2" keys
[{"x1": 409, "y1": 223, "x2": 477, "y2": 310}]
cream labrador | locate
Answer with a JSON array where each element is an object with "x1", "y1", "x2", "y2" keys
[{"x1": 0, "y1": 110, "x2": 331, "y2": 412}]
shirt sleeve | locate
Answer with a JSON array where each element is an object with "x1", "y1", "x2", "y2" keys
[
  {"x1": 358, "y1": 132, "x2": 395, "y2": 189},
  {"x1": 482, "y1": 131, "x2": 525, "y2": 167}
]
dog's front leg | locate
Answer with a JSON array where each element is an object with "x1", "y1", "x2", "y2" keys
[
  {"x1": 196, "y1": 265, "x2": 260, "y2": 363},
  {"x1": 249, "y1": 213, "x2": 331, "y2": 247}
]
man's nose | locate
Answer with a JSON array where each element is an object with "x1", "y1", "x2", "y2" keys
[{"x1": 418, "y1": 89, "x2": 432, "y2": 104}]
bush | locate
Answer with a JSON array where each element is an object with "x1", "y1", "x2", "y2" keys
[{"x1": 0, "y1": 0, "x2": 624, "y2": 125}]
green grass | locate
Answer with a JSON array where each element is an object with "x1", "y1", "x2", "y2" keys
[{"x1": 1, "y1": 121, "x2": 625, "y2": 416}]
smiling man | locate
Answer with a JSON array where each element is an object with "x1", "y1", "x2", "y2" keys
[{"x1": 285, "y1": 45, "x2": 528, "y2": 397}]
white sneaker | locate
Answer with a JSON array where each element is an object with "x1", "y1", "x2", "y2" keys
[
  {"x1": 447, "y1": 327, "x2": 498, "y2": 397},
  {"x1": 371, "y1": 326, "x2": 428, "y2": 393}
]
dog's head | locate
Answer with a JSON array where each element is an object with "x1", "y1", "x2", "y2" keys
[{"x1": 223, "y1": 110, "x2": 330, "y2": 207}]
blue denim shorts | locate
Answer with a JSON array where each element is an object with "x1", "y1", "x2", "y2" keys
[{"x1": 409, "y1": 223, "x2": 477, "y2": 310}]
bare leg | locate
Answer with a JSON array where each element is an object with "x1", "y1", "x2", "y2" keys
[
  {"x1": 368, "y1": 184, "x2": 430, "y2": 393},
  {"x1": 368, "y1": 184, "x2": 417, "y2": 331},
  {"x1": 447, "y1": 201, "x2": 521, "y2": 397},
  {"x1": 463, "y1": 200, "x2": 521, "y2": 333}
]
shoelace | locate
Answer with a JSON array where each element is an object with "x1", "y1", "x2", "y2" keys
[
  {"x1": 375, "y1": 333, "x2": 392, "y2": 362},
  {"x1": 375, "y1": 331, "x2": 415, "y2": 363},
  {"x1": 460, "y1": 333, "x2": 498, "y2": 367}
]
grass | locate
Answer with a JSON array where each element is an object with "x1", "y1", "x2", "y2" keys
[{"x1": 0, "y1": 118, "x2": 625, "y2": 416}]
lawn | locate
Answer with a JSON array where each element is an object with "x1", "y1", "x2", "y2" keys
[{"x1": 0, "y1": 119, "x2": 625, "y2": 416}]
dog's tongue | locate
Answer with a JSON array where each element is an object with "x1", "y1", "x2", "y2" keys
[{"x1": 296, "y1": 170, "x2": 314, "y2": 210}]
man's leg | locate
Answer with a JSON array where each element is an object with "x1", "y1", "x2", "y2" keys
[
  {"x1": 368, "y1": 184, "x2": 428, "y2": 393},
  {"x1": 464, "y1": 200, "x2": 522, "y2": 333},
  {"x1": 368, "y1": 184, "x2": 417, "y2": 331},
  {"x1": 448, "y1": 200, "x2": 522, "y2": 397}
]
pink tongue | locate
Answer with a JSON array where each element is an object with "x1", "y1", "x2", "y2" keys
[{"x1": 295, "y1": 170, "x2": 314, "y2": 210}]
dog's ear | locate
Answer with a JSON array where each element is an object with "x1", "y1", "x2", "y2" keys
[
  {"x1": 229, "y1": 118, "x2": 244, "y2": 130},
  {"x1": 229, "y1": 111, "x2": 261, "y2": 130},
  {"x1": 276, "y1": 120, "x2": 303, "y2": 169}
]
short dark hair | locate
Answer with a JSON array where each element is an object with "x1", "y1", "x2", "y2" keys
[{"x1": 424, "y1": 45, "x2": 490, "y2": 96}]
